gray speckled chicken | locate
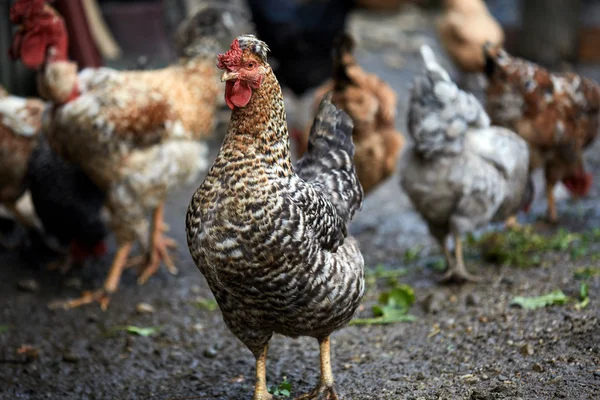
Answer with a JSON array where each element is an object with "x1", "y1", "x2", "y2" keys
[
  {"x1": 400, "y1": 45, "x2": 531, "y2": 283},
  {"x1": 186, "y1": 35, "x2": 364, "y2": 400}
]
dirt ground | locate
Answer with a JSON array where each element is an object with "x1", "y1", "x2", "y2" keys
[{"x1": 2, "y1": 6, "x2": 600, "y2": 400}]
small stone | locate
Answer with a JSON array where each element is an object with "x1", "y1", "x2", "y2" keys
[
  {"x1": 520, "y1": 343, "x2": 534, "y2": 356},
  {"x1": 549, "y1": 375, "x2": 563, "y2": 384},
  {"x1": 135, "y1": 302, "x2": 155, "y2": 314},
  {"x1": 63, "y1": 277, "x2": 82, "y2": 290},
  {"x1": 422, "y1": 293, "x2": 444, "y2": 314},
  {"x1": 415, "y1": 372, "x2": 425, "y2": 381},
  {"x1": 532, "y1": 363, "x2": 544, "y2": 372},
  {"x1": 17, "y1": 279, "x2": 39, "y2": 293},
  {"x1": 465, "y1": 293, "x2": 479, "y2": 306},
  {"x1": 203, "y1": 346, "x2": 218, "y2": 358},
  {"x1": 593, "y1": 370, "x2": 600, "y2": 377},
  {"x1": 63, "y1": 351, "x2": 81, "y2": 363},
  {"x1": 192, "y1": 323, "x2": 204, "y2": 332},
  {"x1": 497, "y1": 375, "x2": 508, "y2": 382}
]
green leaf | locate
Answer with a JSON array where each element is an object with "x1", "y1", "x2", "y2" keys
[
  {"x1": 194, "y1": 298, "x2": 218, "y2": 311},
  {"x1": 510, "y1": 290, "x2": 569, "y2": 310},
  {"x1": 403, "y1": 246, "x2": 422, "y2": 263},
  {"x1": 268, "y1": 378, "x2": 291, "y2": 397},
  {"x1": 351, "y1": 285, "x2": 416, "y2": 325},
  {"x1": 0, "y1": 324, "x2": 8, "y2": 334},
  {"x1": 580, "y1": 282, "x2": 589, "y2": 299},
  {"x1": 111, "y1": 325, "x2": 161, "y2": 337}
]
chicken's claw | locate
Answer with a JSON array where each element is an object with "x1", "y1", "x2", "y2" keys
[
  {"x1": 440, "y1": 267, "x2": 484, "y2": 284},
  {"x1": 294, "y1": 385, "x2": 339, "y2": 400},
  {"x1": 137, "y1": 234, "x2": 178, "y2": 285},
  {"x1": 48, "y1": 289, "x2": 112, "y2": 311}
]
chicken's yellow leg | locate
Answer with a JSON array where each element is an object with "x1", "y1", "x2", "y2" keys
[
  {"x1": 137, "y1": 203, "x2": 177, "y2": 284},
  {"x1": 295, "y1": 336, "x2": 339, "y2": 400},
  {"x1": 546, "y1": 183, "x2": 558, "y2": 223},
  {"x1": 50, "y1": 242, "x2": 133, "y2": 310},
  {"x1": 253, "y1": 345, "x2": 273, "y2": 400},
  {"x1": 442, "y1": 234, "x2": 481, "y2": 283}
]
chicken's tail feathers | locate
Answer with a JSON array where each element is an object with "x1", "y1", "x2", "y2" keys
[
  {"x1": 420, "y1": 44, "x2": 450, "y2": 82},
  {"x1": 332, "y1": 32, "x2": 356, "y2": 90},
  {"x1": 305, "y1": 92, "x2": 355, "y2": 158},
  {"x1": 296, "y1": 92, "x2": 363, "y2": 223}
]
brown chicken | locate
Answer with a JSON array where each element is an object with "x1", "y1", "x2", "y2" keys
[
  {"x1": 0, "y1": 85, "x2": 45, "y2": 227},
  {"x1": 10, "y1": 0, "x2": 236, "y2": 309},
  {"x1": 483, "y1": 44, "x2": 600, "y2": 223},
  {"x1": 296, "y1": 33, "x2": 405, "y2": 194},
  {"x1": 437, "y1": 0, "x2": 504, "y2": 74}
]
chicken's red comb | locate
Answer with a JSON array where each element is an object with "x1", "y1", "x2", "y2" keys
[
  {"x1": 9, "y1": 0, "x2": 68, "y2": 69},
  {"x1": 217, "y1": 39, "x2": 242, "y2": 70},
  {"x1": 9, "y1": 0, "x2": 46, "y2": 24}
]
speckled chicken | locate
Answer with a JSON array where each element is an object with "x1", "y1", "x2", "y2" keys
[
  {"x1": 10, "y1": 0, "x2": 235, "y2": 309},
  {"x1": 296, "y1": 33, "x2": 405, "y2": 194},
  {"x1": 483, "y1": 44, "x2": 600, "y2": 223},
  {"x1": 186, "y1": 35, "x2": 364, "y2": 400},
  {"x1": 400, "y1": 46, "x2": 531, "y2": 282},
  {"x1": 0, "y1": 86, "x2": 44, "y2": 227}
]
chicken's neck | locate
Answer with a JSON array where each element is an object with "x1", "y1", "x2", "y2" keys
[{"x1": 221, "y1": 70, "x2": 293, "y2": 173}]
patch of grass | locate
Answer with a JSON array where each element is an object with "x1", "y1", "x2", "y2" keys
[
  {"x1": 365, "y1": 265, "x2": 407, "y2": 287},
  {"x1": 109, "y1": 325, "x2": 161, "y2": 337},
  {"x1": 469, "y1": 227, "x2": 594, "y2": 267},
  {"x1": 0, "y1": 324, "x2": 8, "y2": 334},
  {"x1": 403, "y1": 246, "x2": 423, "y2": 263},
  {"x1": 574, "y1": 266, "x2": 600, "y2": 280},
  {"x1": 351, "y1": 285, "x2": 416, "y2": 325},
  {"x1": 194, "y1": 298, "x2": 219, "y2": 311},
  {"x1": 510, "y1": 290, "x2": 569, "y2": 310},
  {"x1": 268, "y1": 377, "x2": 291, "y2": 397},
  {"x1": 575, "y1": 282, "x2": 590, "y2": 311}
]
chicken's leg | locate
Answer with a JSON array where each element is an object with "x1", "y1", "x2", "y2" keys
[
  {"x1": 137, "y1": 203, "x2": 178, "y2": 284},
  {"x1": 253, "y1": 345, "x2": 273, "y2": 400},
  {"x1": 442, "y1": 234, "x2": 481, "y2": 283},
  {"x1": 295, "y1": 336, "x2": 339, "y2": 400},
  {"x1": 49, "y1": 242, "x2": 133, "y2": 310},
  {"x1": 545, "y1": 183, "x2": 558, "y2": 223}
]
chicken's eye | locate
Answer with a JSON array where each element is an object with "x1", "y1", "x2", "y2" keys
[{"x1": 247, "y1": 62, "x2": 255, "y2": 69}]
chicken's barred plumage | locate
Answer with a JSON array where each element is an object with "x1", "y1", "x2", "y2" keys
[{"x1": 186, "y1": 36, "x2": 364, "y2": 359}]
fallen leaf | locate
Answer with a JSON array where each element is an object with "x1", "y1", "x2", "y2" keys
[
  {"x1": 111, "y1": 325, "x2": 161, "y2": 337},
  {"x1": 510, "y1": 290, "x2": 568, "y2": 310}
]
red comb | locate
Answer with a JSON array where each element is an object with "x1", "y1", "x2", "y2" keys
[
  {"x1": 9, "y1": 0, "x2": 68, "y2": 69},
  {"x1": 217, "y1": 39, "x2": 242, "y2": 70},
  {"x1": 9, "y1": 0, "x2": 45, "y2": 24}
]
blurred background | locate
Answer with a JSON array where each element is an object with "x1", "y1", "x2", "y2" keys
[{"x1": 3, "y1": 0, "x2": 600, "y2": 96}]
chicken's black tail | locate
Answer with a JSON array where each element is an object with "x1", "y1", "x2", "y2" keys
[
  {"x1": 332, "y1": 32, "x2": 356, "y2": 91},
  {"x1": 296, "y1": 93, "x2": 363, "y2": 224}
]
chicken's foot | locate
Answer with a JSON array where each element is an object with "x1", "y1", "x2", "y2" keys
[
  {"x1": 253, "y1": 345, "x2": 273, "y2": 400},
  {"x1": 137, "y1": 203, "x2": 178, "y2": 284},
  {"x1": 294, "y1": 337, "x2": 339, "y2": 400},
  {"x1": 48, "y1": 243, "x2": 133, "y2": 310},
  {"x1": 441, "y1": 234, "x2": 482, "y2": 283},
  {"x1": 504, "y1": 215, "x2": 521, "y2": 231}
]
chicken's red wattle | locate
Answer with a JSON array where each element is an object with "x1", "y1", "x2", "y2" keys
[{"x1": 225, "y1": 80, "x2": 252, "y2": 110}]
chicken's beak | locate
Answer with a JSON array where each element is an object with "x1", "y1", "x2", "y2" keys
[{"x1": 221, "y1": 71, "x2": 239, "y2": 82}]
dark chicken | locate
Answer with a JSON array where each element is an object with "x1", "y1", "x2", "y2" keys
[
  {"x1": 483, "y1": 44, "x2": 600, "y2": 222},
  {"x1": 26, "y1": 136, "x2": 108, "y2": 270},
  {"x1": 186, "y1": 35, "x2": 364, "y2": 400}
]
